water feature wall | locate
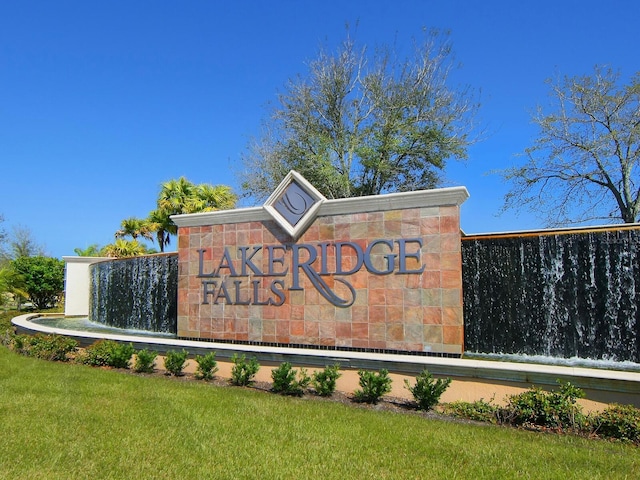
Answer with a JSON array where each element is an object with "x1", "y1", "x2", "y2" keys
[
  {"x1": 89, "y1": 253, "x2": 178, "y2": 334},
  {"x1": 462, "y1": 226, "x2": 640, "y2": 362}
]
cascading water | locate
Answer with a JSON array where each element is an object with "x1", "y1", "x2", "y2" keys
[
  {"x1": 89, "y1": 253, "x2": 178, "y2": 334},
  {"x1": 462, "y1": 228, "x2": 640, "y2": 363}
]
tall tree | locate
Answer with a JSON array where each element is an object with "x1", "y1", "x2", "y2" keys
[
  {"x1": 239, "y1": 30, "x2": 479, "y2": 200},
  {"x1": 115, "y1": 217, "x2": 154, "y2": 242},
  {"x1": 1, "y1": 225, "x2": 45, "y2": 261},
  {"x1": 502, "y1": 66, "x2": 640, "y2": 225},
  {"x1": 149, "y1": 178, "x2": 237, "y2": 252},
  {"x1": 101, "y1": 239, "x2": 153, "y2": 258},
  {"x1": 11, "y1": 256, "x2": 64, "y2": 309}
]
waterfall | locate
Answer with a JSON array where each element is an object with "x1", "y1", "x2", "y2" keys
[
  {"x1": 462, "y1": 228, "x2": 640, "y2": 363},
  {"x1": 89, "y1": 254, "x2": 178, "y2": 334}
]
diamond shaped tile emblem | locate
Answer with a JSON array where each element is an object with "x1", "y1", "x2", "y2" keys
[{"x1": 264, "y1": 170, "x2": 326, "y2": 239}]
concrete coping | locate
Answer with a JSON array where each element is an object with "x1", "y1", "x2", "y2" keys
[
  {"x1": 171, "y1": 186, "x2": 470, "y2": 227},
  {"x1": 12, "y1": 314, "x2": 640, "y2": 395}
]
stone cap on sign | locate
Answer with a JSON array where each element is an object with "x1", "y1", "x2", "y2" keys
[{"x1": 171, "y1": 183, "x2": 469, "y2": 228}]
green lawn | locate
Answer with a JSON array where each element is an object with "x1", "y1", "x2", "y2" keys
[{"x1": 0, "y1": 347, "x2": 638, "y2": 479}]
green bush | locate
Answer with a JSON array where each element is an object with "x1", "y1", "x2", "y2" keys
[
  {"x1": 443, "y1": 399, "x2": 498, "y2": 423},
  {"x1": 502, "y1": 382, "x2": 585, "y2": 429},
  {"x1": 134, "y1": 349, "x2": 158, "y2": 373},
  {"x1": 80, "y1": 340, "x2": 134, "y2": 368},
  {"x1": 164, "y1": 349, "x2": 189, "y2": 376},
  {"x1": 230, "y1": 354, "x2": 260, "y2": 386},
  {"x1": 591, "y1": 404, "x2": 640, "y2": 443},
  {"x1": 404, "y1": 369, "x2": 451, "y2": 411},
  {"x1": 10, "y1": 333, "x2": 77, "y2": 361},
  {"x1": 353, "y1": 369, "x2": 392, "y2": 404},
  {"x1": 194, "y1": 352, "x2": 219, "y2": 380},
  {"x1": 271, "y1": 362, "x2": 311, "y2": 396},
  {"x1": 311, "y1": 364, "x2": 341, "y2": 397}
]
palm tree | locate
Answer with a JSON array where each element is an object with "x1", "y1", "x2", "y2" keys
[
  {"x1": 101, "y1": 239, "x2": 151, "y2": 258},
  {"x1": 195, "y1": 184, "x2": 237, "y2": 212},
  {"x1": 115, "y1": 217, "x2": 154, "y2": 242},
  {"x1": 73, "y1": 244, "x2": 103, "y2": 256},
  {"x1": 148, "y1": 178, "x2": 238, "y2": 251},
  {"x1": 147, "y1": 208, "x2": 176, "y2": 253}
]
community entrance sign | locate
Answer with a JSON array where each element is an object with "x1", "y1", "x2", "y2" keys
[{"x1": 172, "y1": 171, "x2": 468, "y2": 356}]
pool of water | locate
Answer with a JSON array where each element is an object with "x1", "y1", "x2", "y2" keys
[
  {"x1": 464, "y1": 352, "x2": 640, "y2": 373},
  {"x1": 29, "y1": 316, "x2": 176, "y2": 338}
]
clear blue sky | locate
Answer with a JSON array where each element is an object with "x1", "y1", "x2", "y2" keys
[{"x1": 1, "y1": 0, "x2": 638, "y2": 259}]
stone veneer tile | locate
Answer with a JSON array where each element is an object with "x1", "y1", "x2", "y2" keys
[
  {"x1": 441, "y1": 288, "x2": 462, "y2": 308},
  {"x1": 386, "y1": 305, "x2": 405, "y2": 323},
  {"x1": 403, "y1": 305, "x2": 424, "y2": 324},
  {"x1": 386, "y1": 323, "x2": 404, "y2": 342},
  {"x1": 423, "y1": 306, "x2": 443, "y2": 325},
  {"x1": 440, "y1": 215, "x2": 459, "y2": 234},
  {"x1": 304, "y1": 321, "x2": 319, "y2": 339},
  {"x1": 369, "y1": 305, "x2": 386, "y2": 323},
  {"x1": 421, "y1": 288, "x2": 442, "y2": 307},
  {"x1": 290, "y1": 319, "x2": 305, "y2": 337},
  {"x1": 319, "y1": 321, "x2": 336, "y2": 339},
  {"x1": 423, "y1": 325, "x2": 443, "y2": 344},
  {"x1": 369, "y1": 288, "x2": 386, "y2": 306},
  {"x1": 405, "y1": 324, "x2": 423, "y2": 343},
  {"x1": 440, "y1": 252, "x2": 461, "y2": 270},
  {"x1": 336, "y1": 322, "x2": 352, "y2": 339},
  {"x1": 350, "y1": 221, "x2": 368, "y2": 239},
  {"x1": 420, "y1": 216, "x2": 440, "y2": 234},
  {"x1": 440, "y1": 233, "x2": 461, "y2": 253},
  {"x1": 350, "y1": 305, "x2": 368, "y2": 322},
  {"x1": 385, "y1": 288, "x2": 404, "y2": 306},
  {"x1": 369, "y1": 323, "x2": 386, "y2": 341},
  {"x1": 441, "y1": 270, "x2": 462, "y2": 289},
  {"x1": 352, "y1": 322, "x2": 368, "y2": 339},
  {"x1": 443, "y1": 326, "x2": 463, "y2": 345},
  {"x1": 442, "y1": 343, "x2": 463, "y2": 355},
  {"x1": 442, "y1": 306, "x2": 462, "y2": 325}
]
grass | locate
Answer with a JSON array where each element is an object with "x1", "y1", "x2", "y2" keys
[{"x1": 1, "y1": 347, "x2": 638, "y2": 479}]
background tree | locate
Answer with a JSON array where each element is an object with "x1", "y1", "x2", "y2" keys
[
  {"x1": 115, "y1": 217, "x2": 154, "y2": 242},
  {"x1": 502, "y1": 66, "x2": 640, "y2": 225},
  {"x1": 239, "y1": 29, "x2": 479, "y2": 200},
  {"x1": 73, "y1": 244, "x2": 104, "y2": 256},
  {"x1": 149, "y1": 178, "x2": 237, "y2": 252},
  {"x1": 11, "y1": 256, "x2": 64, "y2": 309},
  {"x1": 0, "y1": 266, "x2": 27, "y2": 308},
  {"x1": 0, "y1": 215, "x2": 7, "y2": 261},
  {"x1": 100, "y1": 239, "x2": 154, "y2": 258},
  {"x1": 0, "y1": 225, "x2": 45, "y2": 263}
]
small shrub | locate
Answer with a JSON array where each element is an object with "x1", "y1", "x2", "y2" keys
[
  {"x1": 271, "y1": 362, "x2": 311, "y2": 396},
  {"x1": 502, "y1": 381, "x2": 585, "y2": 429},
  {"x1": 107, "y1": 342, "x2": 135, "y2": 369},
  {"x1": 591, "y1": 404, "x2": 640, "y2": 443},
  {"x1": 443, "y1": 399, "x2": 498, "y2": 423},
  {"x1": 404, "y1": 369, "x2": 451, "y2": 411},
  {"x1": 13, "y1": 334, "x2": 78, "y2": 361},
  {"x1": 80, "y1": 340, "x2": 134, "y2": 368},
  {"x1": 194, "y1": 352, "x2": 219, "y2": 380},
  {"x1": 134, "y1": 349, "x2": 158, "y2": 373},
  {"x1": 10, "y1": 333, "x2": 26, "y2": 353},
  {"x1": 230, "y1": 354, "x2": 260, "y2": 386},
  {"x1": 353, "y1": 369, "x2": 392, "y2": 404},
  {"x1": 0, "y1": 329, "x2": 15, "y2": 347},
  {"x1": 311, "y1": 364, "x2": 341, "y2": 397},
  {"x1": 164, "y1": 349, "x2": 189, "y2": 376}
]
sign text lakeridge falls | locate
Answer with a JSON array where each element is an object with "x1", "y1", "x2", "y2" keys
[{"x1": 197, "y1": 238, "x2": 426, "y2": 308}]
